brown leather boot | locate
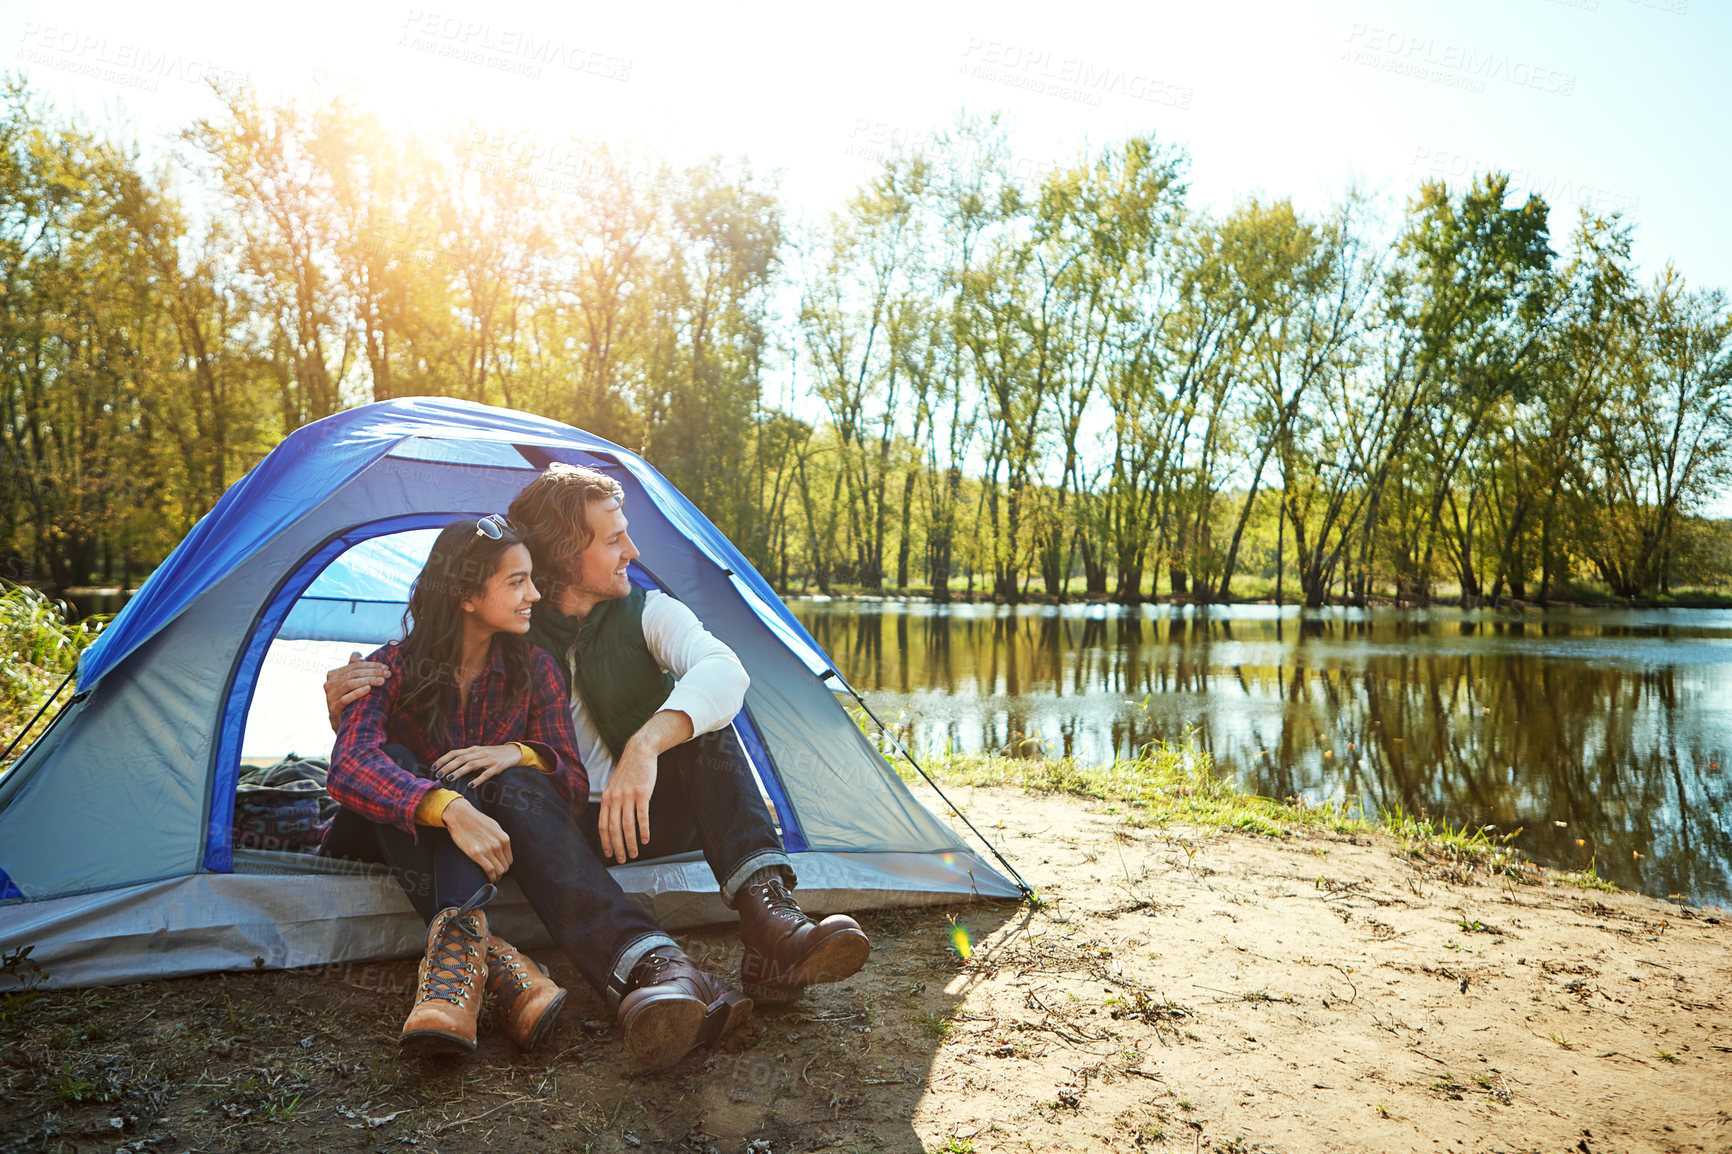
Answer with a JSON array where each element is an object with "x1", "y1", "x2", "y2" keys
[
  {"x1": 615, "y1": 946, "x2": 753, "y2": 1070},
  {"x1": 485, "y1": 936, "x2": 567, "y2": 1051},
  {"x1": 736, "y1": 874, "x2": 870, "y2": 1004},
  {"x1": 400, "y1": 885, "x2": 493, "y2": 1055}
]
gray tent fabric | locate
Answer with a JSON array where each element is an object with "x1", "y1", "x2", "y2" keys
[
  {"x1": 0, "y1": 401, "x2": 1020, "y2": 989},
  {"x1": 1, "y1": 849, "x2": 999, "y2": 989}
]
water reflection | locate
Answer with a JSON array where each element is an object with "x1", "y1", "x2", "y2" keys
[{"x1": 795, "y1": 601, "x2": 1732, "y2": 907}]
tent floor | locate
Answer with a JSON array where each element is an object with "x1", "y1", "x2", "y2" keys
[{"x1": 0, "y1": 848, "x2": 1019, "y2": 989}]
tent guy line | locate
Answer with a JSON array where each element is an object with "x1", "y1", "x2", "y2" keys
[{"x1": 841, "y1": 680, "x2": 1037, "y2": 900}]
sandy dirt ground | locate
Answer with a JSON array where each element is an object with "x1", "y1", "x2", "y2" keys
[{"x1": 2, "y1": 783, "x2": 1729, "y2": 1153}]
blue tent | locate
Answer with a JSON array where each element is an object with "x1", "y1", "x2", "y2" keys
[{"x1": 0, "y1": 398, "x2": 1017, "y2": 988}]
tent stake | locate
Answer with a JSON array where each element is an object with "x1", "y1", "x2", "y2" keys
[{"x1": 844, "y1": 686, "x2": 1037, "y2": 900}]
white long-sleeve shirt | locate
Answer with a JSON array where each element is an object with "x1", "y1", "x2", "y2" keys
[{"x1": 571, "y1": 589, "x2": 750, "y2": 799}]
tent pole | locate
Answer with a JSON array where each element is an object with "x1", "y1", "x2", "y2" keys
[
  {"x1": 842, "y1": 685, "x2": 1037, "y2": 900},
  {"x1": 0, "y1": 669, "x2": 77, "y2": 767}
]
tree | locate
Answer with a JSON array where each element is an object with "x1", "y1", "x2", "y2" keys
[
  {"x1": 0, "y1": 82, "x2": 219, "y2": 587},
  {"x1": 1032, "y1": 137, "x2": 1185, "y2": 598},
  {"x1": 1377, "y1": 174, "x2": 1554, "y2": 603},
  {"x1": 801, "y1": 151, "x2": 928, "y2": 590},
  {"x1": 1577, "y1": 270, "x2": 1732, "y2": 595},
  {"x1": 190, "y1": 87, "x2": 353, "y2": 428},
  {"x1": 638, "y1": 160, "x2": 781, "y2": 548},
  {"x1": 1212, "y1": 195, "x2": 1374, "y2": 601}
]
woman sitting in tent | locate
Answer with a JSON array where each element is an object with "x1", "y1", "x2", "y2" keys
[{"x1": 320, "y1": 516, "x2": 592, "y2": 1056}]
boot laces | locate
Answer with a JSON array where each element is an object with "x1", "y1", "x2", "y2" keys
[
  {"x1": 420, "y1": 886, "x2": 492, "y2": 1005},
  {"x1": 487, "y1": 944, "x2": 532, "y2": 992},
  {"x1": 747, "y1": 877, "x2": 805, "y2": 923},
  {"x1": 629, "y1": 949, "x2": 686, "y2": 989}
]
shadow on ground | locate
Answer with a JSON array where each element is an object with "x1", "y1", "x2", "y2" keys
[{"x1": 0, "y1": 899, "x2": 1021, "y2": 1154}]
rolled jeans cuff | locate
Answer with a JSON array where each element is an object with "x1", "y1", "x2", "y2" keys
[
  {"x1": 606, "y1": 931, "x2": 680, "y2": 1009},
  {"x1": 721, "y1": 849, "x2": 796, "y2": 907}
]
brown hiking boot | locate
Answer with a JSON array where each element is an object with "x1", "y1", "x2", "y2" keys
[
  {"x1": 485, "y1": 936, "x2": 567, "y2": 1051},
  {"x1": 736, "y1": 874, "x2": 870, "y2": 1004},
  {"x1": 615, "y1": 946, "x2": 752, "y2": 1070},
  {"x1": 400, "y1": 885, "x2": 494, "y2": 1055}
]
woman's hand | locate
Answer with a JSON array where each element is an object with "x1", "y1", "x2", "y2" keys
[
  {"x1": 441, "y1": 798, "x2": 513, "y2": 881},
  {"x1": 432, "y1": 744, "x2": 522, "y2": 788}
]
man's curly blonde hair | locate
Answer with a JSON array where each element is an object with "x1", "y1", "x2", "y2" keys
[{"x1": 508, "y1": 464, "x2": 626, "y2": 593}]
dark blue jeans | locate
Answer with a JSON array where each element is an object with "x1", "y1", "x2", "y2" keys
[
  {"x1": 588, "y1": 727, "x2": 793, "y2": 902},
  {"x1": 321, "y1": 728, "x2": 788, "y2": 1003}
]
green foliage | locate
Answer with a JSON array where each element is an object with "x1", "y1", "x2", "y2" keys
[
  {"x1": 915, "y1": 1010, "x2": 954, "y2": 1040},
  {"x1": 2, "y1": 78, "x2": 1731, "y2": 606},
  {"x1": 1381, "y1": 806, "x2": 1525, "y2": 873},
  {"x1": 1, "y1": 944, "x2": 48, "y2": 991},
  {"x1": 1559, "y1": 857, "x2": 1621, "y2": 893},
  {"x1": 1, "y1": 585, "x2": 100, "y2": 754},
  {"x1": 902, "y1": 740, "x2": 1367, "y2": 839}
]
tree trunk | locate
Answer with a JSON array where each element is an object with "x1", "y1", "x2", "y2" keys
[
  {"x1": 895, "y1": 467, "x2": 917, "y2": 589},
  {"x1": 1079, "y1": 534, "x2": 1108, "y2": 596},
  {"x1": 1275, "y1": 492, "x2": 1285, "y2": 607}
]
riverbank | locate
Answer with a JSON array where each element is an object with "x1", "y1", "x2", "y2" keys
[
  {"x1": 29, "y1": 579, "x2": 1732, "y2": 619},
  {"x1": 2, "y1": 765, "x2": 1726, "y2": 1152},
  {"x1": 792, "y1": 588, "x2": 1732, "y2": 611}
]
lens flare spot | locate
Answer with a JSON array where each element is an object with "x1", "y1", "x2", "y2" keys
[{"x1": 950, "y1": 924, "x2": 973, "y2": 960}]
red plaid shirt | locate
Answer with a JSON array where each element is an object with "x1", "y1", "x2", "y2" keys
[{"x1": 328, "y1": 639, "x2": 588, "y2": 836}]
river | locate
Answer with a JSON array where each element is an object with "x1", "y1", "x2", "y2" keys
[{"x1": 793, "y1": 600, "x2": 1732, "y2": 908}]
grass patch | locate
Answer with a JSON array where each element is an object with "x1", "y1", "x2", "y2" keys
[
  {"x1": 1646, "y1": 588, "x2": 1732, "y2": 608},
  {"x1": 1558, "y1": 857, "x2": 1621, "y2": 893},
  {"x1": 915, "y1": 1011, "x2": 954, "y2": 1041},
  {"x1": 1, "y1": 584, "x2": 104, "y2": 763},
  {"x1": 1381, "y1": 807, "x2": 1534, "y2": 882},
  {"x1": 871, "y1": 731, "x2": 1610, "y2": 892},
  {"x1": 889, "y1": 741, "x2": 1370, "y2": 841}
]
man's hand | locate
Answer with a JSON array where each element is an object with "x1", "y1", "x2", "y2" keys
[
  {"x1": 442, "y1": 797, "x2": 513, "y2": 881},
  {"x1": 325, "y1": 651, "x2": 389, "y2": 731},
  {"x1": 433, "y1": 744, "x2": 521, "y2": 788},
  {"x1": 598, "y1": 743, "x2": 657, "y2": 864},
  {"x1": 596, "y1": 709, "x2": 694, "y2": 864}
]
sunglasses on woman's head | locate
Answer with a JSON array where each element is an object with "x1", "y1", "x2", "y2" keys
[{"x1": 475, "y1": 514, "x2": 510, "y2": 540}]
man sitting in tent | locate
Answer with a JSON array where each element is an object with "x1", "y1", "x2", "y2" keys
[{"x1": 325, "y1": 464, "x2": 871, "y2": 1062}]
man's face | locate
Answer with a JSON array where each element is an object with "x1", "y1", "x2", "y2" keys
[{"x1": 570, "y1": 497, "x2": 638, "y2": 606}]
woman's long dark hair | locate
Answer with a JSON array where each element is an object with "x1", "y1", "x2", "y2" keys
[{"x1": 396, "y1": 518, "x2": 535, "y2": 744}]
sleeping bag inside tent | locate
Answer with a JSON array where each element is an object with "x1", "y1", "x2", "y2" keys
[{"x1": 0, "y1": 397, "x2": 1020, "y2": 988}]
